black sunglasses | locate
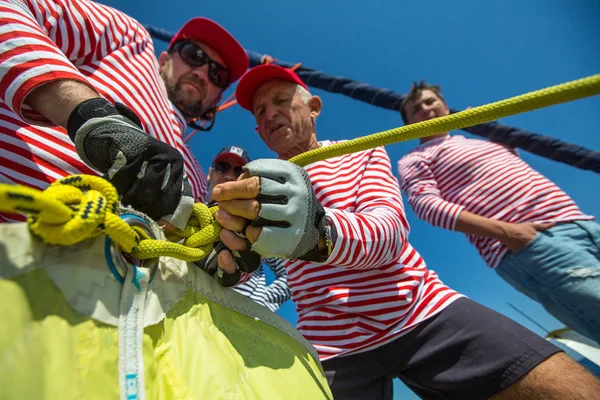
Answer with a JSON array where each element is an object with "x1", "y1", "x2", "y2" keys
[
  {"x1": 171, "y1": 41, "x2": 230, "y2": 89},
  {"x1": 213, "y1": 161, "x2": 244, "y2": 176}
]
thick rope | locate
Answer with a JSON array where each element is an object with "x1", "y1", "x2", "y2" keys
[
  {"x1": 0, "y1": 175, "x2": 220, "y2": 262},
  {"x1": 289, "y1": 74, "x2": 600, "y2": 166},
  {"x1": 145, "y1": 24, "x2": 600, "y2": 173},
  {"x1": 1, "y1": 74, "x2": 598, "y2": 259}
]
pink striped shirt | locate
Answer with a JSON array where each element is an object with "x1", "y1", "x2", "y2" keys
[
  {"x1": 0, "y1": 0, "x2": 207, "y2": 222},
  {"x1": 397, "y1": 135, "x2": 592, "y2": 268},
  {"x1": 287, "y1": 141, "x2": 462, "y2": 360}
]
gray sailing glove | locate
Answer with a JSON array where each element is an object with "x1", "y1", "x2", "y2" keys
[
  {"x1": 67, "y1": 98, "x2": 193, "y2": 229},
  {"x1": 244, "y1": 159, "x2": 328, "y2": 261}
]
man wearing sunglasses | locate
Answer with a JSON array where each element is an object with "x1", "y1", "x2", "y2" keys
[
  {"x1": 0, "y1": 0, "x2": 251, "y2": 276},
  {"x1": 206, "y1": 146, "x2": 291, "y2": 311},
  {"x1": 207, "y1": 146, "x2": 251, "y2": 200}
]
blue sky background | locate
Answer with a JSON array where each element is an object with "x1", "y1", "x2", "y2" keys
[{"x1": 100, "y1": 1, "x2": 600, "y2": 397}]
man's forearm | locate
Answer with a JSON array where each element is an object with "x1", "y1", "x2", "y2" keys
[
  {"x1": 454, "y1": 210, "x2": 509, "y2": 240},
  {"x1": 24, "y1": 79, "x2": 100, "y2": 129}
]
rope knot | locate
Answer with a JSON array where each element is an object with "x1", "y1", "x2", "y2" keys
[
  {"x1": 162, "y1": 203, "x2": 222, "y2": 258},
  {"x1": 14, "y1": 174, "x2": 138, "y2": 250},
  {"x1": 129, "y1": 203, "x2": 221, "y2": 262}
]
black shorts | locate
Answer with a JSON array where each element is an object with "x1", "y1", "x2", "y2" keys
[{"x1": 322, "y1": 298, "x2": 562, "y2": 400}]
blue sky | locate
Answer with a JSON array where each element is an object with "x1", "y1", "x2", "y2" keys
[{"x1": 101, "y1": 1, "x2": 600, "y2": 397}]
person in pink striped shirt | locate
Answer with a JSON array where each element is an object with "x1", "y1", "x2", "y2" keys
[
  {"x1": 0, "y1": 0, "x2": 250, "y2": 273},
  {"x1": 211, "y1": 65, "x2": 600, "y2": 399},
  {"x1": 397, "y1": 81, "x2": 600, "y2": 345}
]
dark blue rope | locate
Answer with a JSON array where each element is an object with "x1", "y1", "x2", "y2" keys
[
  {"x1": 459, "y1": 119, "x2": 600, "y2": 172},
  {"x1": 144, "y1": 25, "x2": 600, "y2": 174}
]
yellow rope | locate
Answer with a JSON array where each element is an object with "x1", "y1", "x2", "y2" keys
[
  {"x1": 0, "y1": 175, "x2": 220, "y2": 262},
  {"x1": 289, "y1": 74, "x2": 600, "y2": 166},
  {"x1": 1, "y1": 74, "x2": 598, "y2": 262}
]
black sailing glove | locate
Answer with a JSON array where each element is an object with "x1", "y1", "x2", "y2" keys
[
  {"x1": 194, "y1": 242, "x2": 262, "y2": 287},
  {"x1": 67, "y1": 98, "x2": 194, "y2": 229}
]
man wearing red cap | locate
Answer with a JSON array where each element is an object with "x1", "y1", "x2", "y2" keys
[
  {"x1": 0, "y1": 1, "x2": 247, "y2": 223},
  {"x1": 0, "y1": 0, "x2": 249, "y2": 271},
  {"x1": 212, "y1": 65, "x2": 600, "y2": 399}
]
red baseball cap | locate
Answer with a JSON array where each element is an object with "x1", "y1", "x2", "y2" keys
[
  {"x1": 168, "y1": 17, "x2": 249, "y2": 86},
  {"x1": 235, "y1": 64, "x2": 308, "y2": 111}
]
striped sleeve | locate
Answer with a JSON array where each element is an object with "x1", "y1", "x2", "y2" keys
[
  {"x1": 0, "y1": 0, "x2": 92, "y2": 123},
  {"x1": 233, "y1": 255, "x2": 262, "y2": 287},
  {"x1": 262, "y1": 257, "x2": 291, "y2": 310},
  {"x1": 0, "y1": 0, "x2": 150, "y2": 125},
  {"x1": 397, "y1": 152, "x2": 464, "y2": 230},
  {"x1": 184, "y1": 144, "x2": 207, "y2": 202},
  {"x1": 231, "y1": 266, "x2": 261, "y2": 297},
  {"x1": 235, "y1": 271, "x2": 252, "y2": 286},
  {"x1": 325, "y1": 147, "x2": 411, "y2": 270}
]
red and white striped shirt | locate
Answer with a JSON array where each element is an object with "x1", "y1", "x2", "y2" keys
[
  {"x1": 288, "y1": 141, "x2": 461, "y2": 361},
  {"x1": 0, "y1": 0, "x2": 207, "y2": 222},
  {"x1": 397, "y1": 135, "x2": 592, "y2": 268}
]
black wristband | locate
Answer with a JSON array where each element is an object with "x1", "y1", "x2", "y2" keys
[{"x1": 66, "y1": 98, "x2": 117, "y2": 142}]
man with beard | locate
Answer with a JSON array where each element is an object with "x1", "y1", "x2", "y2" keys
[
  {"x1": 0, "y1": 8, "x2": 334, "y2": 395},
  {"x1": 0, "y1": 0, "x2": 250, "y2": 273},
  {"x1": 0, "y1": 1, "x2": 246, "y2": 224}
]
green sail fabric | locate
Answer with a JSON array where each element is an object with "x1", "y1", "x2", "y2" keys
[{"x1": 0, "y1": 222, "x2": 332, "y2": 400}]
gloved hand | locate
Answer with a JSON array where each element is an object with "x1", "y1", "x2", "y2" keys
[
  {"x1": 67, "y1": 98, "x2": 193, "y2": 229},
  {"x1": 244, "y1": 159, "x2": 330, "y2": 261},
  {"x1": 194, "y1": 241, "x2": 261, "y2": 287}
]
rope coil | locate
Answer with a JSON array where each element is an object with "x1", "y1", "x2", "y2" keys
[{"x1": 0, "y1": 175, "x2": 220, "y2": 262}]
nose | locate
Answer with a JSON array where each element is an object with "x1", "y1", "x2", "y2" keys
[
  {"x1": 419, "y1": 103, "x2": 435, "y2": 117},
  {"x1": 190, "y1": 63, "x2": 210, "y2": 83},
  {"x1": 265, "y1": 104, "x2": 279, "y2": 121}
]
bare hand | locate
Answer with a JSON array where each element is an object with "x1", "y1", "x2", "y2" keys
[{"x1": 500, "y1": 222, "x2": 555, "y2": 253}]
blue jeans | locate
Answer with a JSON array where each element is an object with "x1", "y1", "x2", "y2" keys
[{"x1": 496, "y1": 220, "x2": 600, "y2": 344}]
